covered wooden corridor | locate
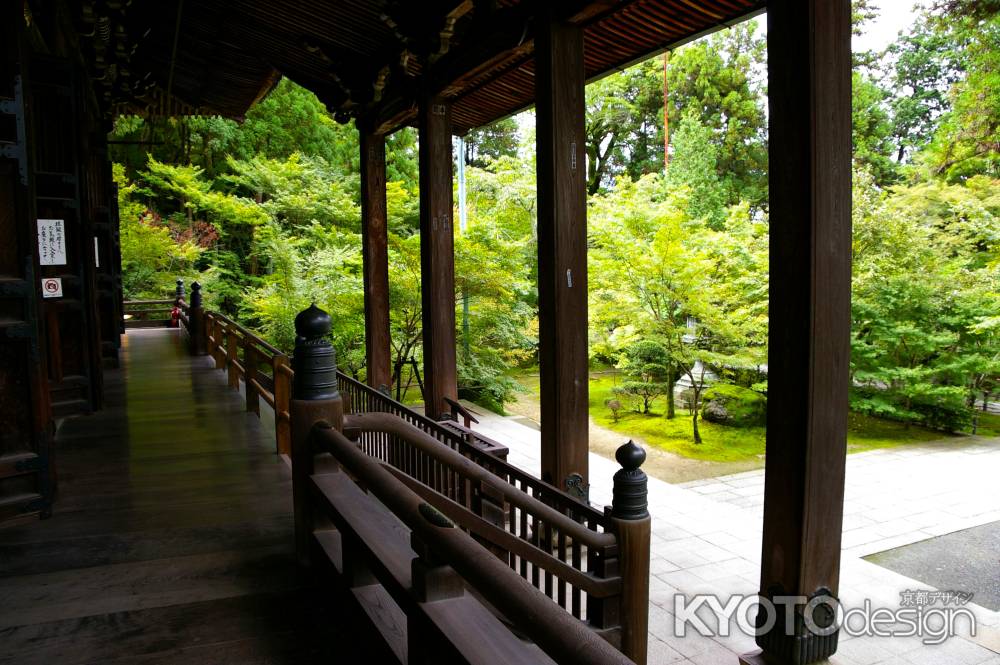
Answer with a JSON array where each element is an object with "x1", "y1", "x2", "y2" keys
[
  {"x1": 2, "y1": 0, "x2": 857, "y2": 661},
  {"x1": 0, "y1": 329, "x2": 386, "y2": 664}
]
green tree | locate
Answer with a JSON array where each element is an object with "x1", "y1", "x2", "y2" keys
[
  {"x1": 920, "y1": 6, "x2": 1000, "y2": 180},
  {"x1": 115, "y1": 164, "x2": 202, "y2": 298},
  {"x1": 882, "y1": 16, "x2": 959, "y2": 163},
  {"x1": 589, "y1": 175, "x2": 761, "y2": 440},
  {"x1": 852, "y1": 72, "x2": 898, "y2": 184},
  {"x1": 463, "y1": 117, "x2": 519, "y2": 168},
  {"x1": 665, "y1": 22, "x2": 768, "y2": 208},
  {"x1": 585, "y1": 57, "x2": 665, "y2": 194},
  {"x1": 851, "y1": 168, "x2": 1000, "y2": 431},
  {"x1": 614, "y1": 340, "x2": 672, "y2": 414},
  {"x1": 667, "y1": 111, "x2": 727, "y2": 229}
]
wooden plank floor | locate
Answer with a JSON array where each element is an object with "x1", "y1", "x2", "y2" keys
[{"x1": 0, "y1": 329, "x2": 383, "y2": 664}]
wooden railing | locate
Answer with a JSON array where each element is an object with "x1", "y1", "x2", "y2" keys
[
  {"x1": 305, "y1": 420, "x2": 637, "y2": 665},
  {"x1": 336, "y1": 373, "x2": 509, "y2": 460},
  {"x1": 337, "y1": 373, "x2": 621, "y2": 626},
  {"x1": 179, "y1": 302, "x2": 292, "y2": 455},
  {"x1": 122, "y1": 299, "x2": 175, "y2": 328},
  {"x1": 173, "y1": 288, "x2": 650, "y2": 664}
]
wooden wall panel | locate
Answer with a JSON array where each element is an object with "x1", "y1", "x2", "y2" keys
[
  {"x1": 29, "y1": 57, "x2": 103, "y2": 416},
  {"x1": 0, "y1": 5, "x2": 55, "y2": 522}
]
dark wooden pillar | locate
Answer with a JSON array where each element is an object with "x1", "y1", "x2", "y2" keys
[
  {"x1": 744, "y1": 1, "x2": 852, "y2": 663},
  {"x1": 534, "y1": 14, "x2": 589, "y2": 496},
  {"x1": 418, "y1": 96, "x2": 458, "y2": 420},
  {"x1": 359, "y1": 129, "x2": 392, "y2": 393},
  {"x1": 0, "y1": 0, "x2": 55, "y2": 523}
]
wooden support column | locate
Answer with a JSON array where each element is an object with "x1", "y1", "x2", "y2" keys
[
  {"x1": 743, "y1": 1, "x2": 852, "y2": 664},
  {"x1": 534, "y1": 14, "x2": 589, "y2": 496},
  {"x1": 418, "y1": 95, "x2": 457, "y2": 420},
  {"x1": 360, "y1": 129, "x2": 392, "y2": 393}
]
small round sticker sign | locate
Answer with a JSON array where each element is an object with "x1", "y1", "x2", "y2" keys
[{"x1": 41, "y1": 277, "x2": 63, "y2": 298}]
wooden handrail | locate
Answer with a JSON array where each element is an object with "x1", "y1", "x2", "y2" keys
[
  {"x1": 177, "y1": 303, "x2": 291, "y2": 454},
  {"x1": 444, "y1": 396, "x2": 479, "y2": 426},
  {"x1": 123, "y1": 299, "x2": 175, "y2": 306},
  {"x1": 337, "y1": 372, "x2": 609, "y2": 514},
  {"x1": 177, "y1": 295, "x2": 649, "y2": 663},
  {"x1": 345, "y1": 412, "x2": 614, "y2": 551},
  {"x1": 312, "y1": 423, "x2": 634, "y2": 665},
  {"x1": 383, "y1": 463, "x2": 621, "y2": 598}
]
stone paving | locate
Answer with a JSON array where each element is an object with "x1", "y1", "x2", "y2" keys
[{"x1": 466, "y1": 405, "x2": 1000, "y2": 665}]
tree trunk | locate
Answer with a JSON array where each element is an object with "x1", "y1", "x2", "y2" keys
[
  {"x1": 692, "y1": 408, "x2": 702, "y2": 444},
  {"x1": 666, "y1": 367, "x2": 676, "y2": 419}
]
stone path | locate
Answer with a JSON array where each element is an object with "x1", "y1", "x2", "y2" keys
[{"x1": 465, "y1": 402, "x2": 1000, "y2": 665}]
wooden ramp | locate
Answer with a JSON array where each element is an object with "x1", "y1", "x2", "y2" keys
[{"x1": 0, "y1": 329, "x2": 385, "y2": 664}]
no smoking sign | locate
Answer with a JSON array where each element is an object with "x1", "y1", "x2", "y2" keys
[{"x1": 41, "y1": 277, "x2": 63, "y2": 299}]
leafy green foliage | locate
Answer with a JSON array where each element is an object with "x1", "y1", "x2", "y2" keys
[
  {"x1": 667, "y1": 112, "x2": 727, "y2": 229},
  {"x1": 664, "y1": 22, "x2": 768, "y2": 208},
  {"x1": 852, "y1": 72, "x2": 899, "y2": 184},
  {"x1": 114, "y1": 15, "x2": 1000, "y2": 437},
  {"x1": 701, "y1": 384, "x2": 766, "y2": 427},
  {"x1": 115, "y1": 164, "x2": 202, "y2": 299},
  {"x1": 585, "y1": 57, "x2": 666, "y2": 194},
  {"x1": 850, "y1": 168, "x2": 1000, "y2": 431},
  {"x1": 463, "y1": 118, "x2": 519, "y2": 168},
  {"x1": 613, "y1": 340, "x2": 672, "y2": 414}
]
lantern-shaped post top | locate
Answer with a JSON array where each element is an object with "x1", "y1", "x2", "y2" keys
[
  {"x1": 615, "y1": 439, "x2": 646, "y2": 472},
  {"x1": 292, "y1": 303, "x2": 338, "y2": 401},
  {"x1": 295, "y1": 303, "x2": 332, "y2": 343},
  {"x1": 189, "y1": 281, "x2": 202, "y2": 308},
  {"x1": 612, "y1": 440, "x2": 648, "y2": 520}
]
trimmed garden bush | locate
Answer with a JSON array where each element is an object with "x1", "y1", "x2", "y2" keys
[{"x1": 701, "y1": 384, "x2": 766, "y2": 427}]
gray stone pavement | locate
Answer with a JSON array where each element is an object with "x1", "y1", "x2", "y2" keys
[{"x1": 465, "y1": 403, "x2": 1000, "y2": 665}]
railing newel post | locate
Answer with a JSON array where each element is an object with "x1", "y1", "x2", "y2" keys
[
  {"x1": 214, "y1": 318, "x2": 225, "y2": 369},
  {"x1": 609, "y1": 440, "x2": 651, "y2": 665},
  {"x1": 226, "y1": 325, "x2": 240, "y2": 389},
  {"x1": 244, "y1": 336, "x2": 259, "y2": 415},
  {"x1": 289, "y1": 304, "x2": 344, "y2": 568},
  {"x1": 274, "y1": 354, "x2": 292, "y2": 455},
  {"x1": 174, "y1": 278, "x2": 185, "y2": 304},
  {"x1": 188, "y1": 282, "x2": 206, "y2": 355},
  {"x1": 409, "y1": 530, "x2": 465, "y2": 663}
]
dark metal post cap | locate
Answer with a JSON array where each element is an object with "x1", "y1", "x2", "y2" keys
[
  {"x1": 615, "y1": 440, "x2": 646, "y2": 471},
  {"x1": 189, "y1": 281, "x2": 202, "y2": 307},
  {"x1": 292, "y1": 304, "x2": 339, "y2": 401},
  {"x1": 612, "y1": 440, "x2": 648, "y2": 520},
  {"x1": 294, "y1": 303, "x2": 332, "y2": 341}
]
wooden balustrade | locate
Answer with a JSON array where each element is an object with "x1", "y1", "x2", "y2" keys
[
  {"x1": 308, "y1": 421, "x2": 636, "y2": 665},
  {"x1": 335, "y1": 371, "x2": 626, "y2": 628},
  {"x1": 175, "y1": 293, "x2": 291, "y2": 455},
  {"x1": 342, "y1": 411, "x2": 623, "y2": 625},
  {"x1": 122, "y1": 299, "x2": 175, "y2": 328},
  {"x1": 172, "y1": 293, "x2": 650, "y2": 664}
]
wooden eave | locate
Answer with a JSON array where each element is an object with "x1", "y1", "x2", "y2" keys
[{"x1": 88, "y1": 0, "x2": 765, "y2": 132}]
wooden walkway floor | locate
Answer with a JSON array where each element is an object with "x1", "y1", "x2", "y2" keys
[{"x1": 0, "y1": 329, "x2": 381, "y2": 664}]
